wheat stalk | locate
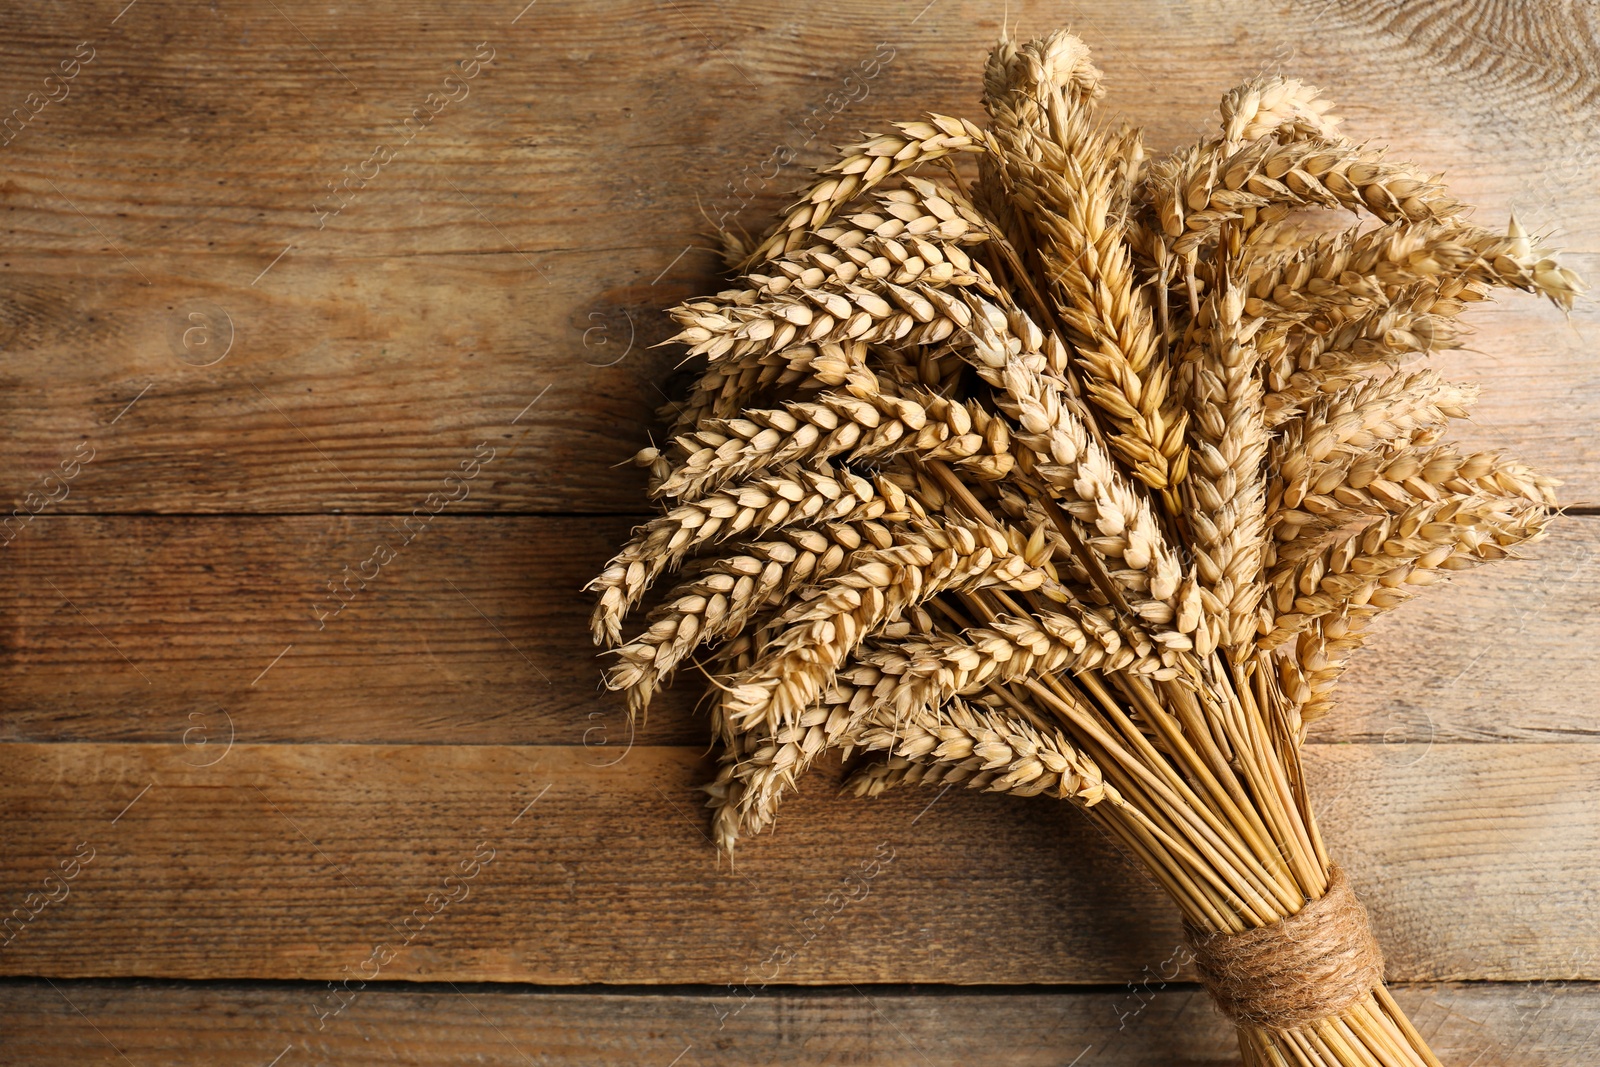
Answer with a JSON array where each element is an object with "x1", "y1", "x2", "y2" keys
[{"x1": 593, "y1": 28, "x2": 1584, "y2": 1067}]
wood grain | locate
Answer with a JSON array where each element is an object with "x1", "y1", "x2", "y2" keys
[
  {"x1": 1298, "y1": 0, "x2": 1600, "y2": 136},
  {"x1": 0, "y1": 251, "x2": 686, "y2": 514},
  {"x1": 0, "y1": 0, "x2": 1592, "y2": 512},
  {"x1": 2, "y1": 980, "x2": 1595, "y2": 1066},
  {"x1": 0, "y1": 0, "x2": 1594, "y2": 1047},
  {"x1": 0, "y1": 515, "x2": 1593, "y2": 747},
  {"x1": 0, "y1": 514, "x2": 700, "y2": 748},
  {"x1": 1, "y1": 741, "x2": 1597, "y2": 984}
]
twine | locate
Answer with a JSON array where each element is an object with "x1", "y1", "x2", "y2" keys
[{"x1": 1184, "y1": 866, "x2": 1385, "y2": 1031}]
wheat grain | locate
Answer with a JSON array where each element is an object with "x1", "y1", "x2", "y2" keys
[
  {"x1": 604, "y1": 517, "x2": 929, "y2": 716},
  {"x1": 1272, "y1": 443, "x2": 1559, "y2": 533},
  {"x1": 1219, "y1": 76, "x2": 1343, "y2": 147},
  {"x1": 667, "y1": 260, "x2": 998, "y2": 361},
  {"x1": 959, "y1": 296, "x2": 1191, "y2": 633},
  {"x1": 1152, "y1": 137, "x2": 1464, "y2": 261},
  {"x1": 845, "y1": 604, "x2": 1165, "y2": 716},
  {"x1": 1247, "y1": 217, "x2": 1574, "y2": 326},
  {"x1": 746, "y1": 114, "x2": 991, "y2": 265},
  {"x1": 588, "y1": 465, "x2": 920, "y2": 644},
  {"x1": 659, "y1": 339, "x2": 873, "y2": 444},
  {"x1": 1269, "y1": 370, "x2": 1477, "y2": 517},
  {"x1": 1006, "y1": 120, "x2": 1189, "y2": 503},
  {"x1": 981, "y1": 52, "x2": 1191, "y2": 504},
  {"x1": 1260, "y1": 495, "x2": 1548, "y2": 648},
  {"x1": 853, "y1": 696, "x2": 1112, "y2": 802},
  {"x1": 1183, "y1": 242, "x2": 1270, "y2": 652},
  {"x1": 653, "y1": 385, "x2": 990, "y2": 502},
  {"x1": 745, "y1": 221, "x2": 998, "y2": 298},
  {"x1": 719, "y1": 518, "x2": 1052, "y2": 732}
]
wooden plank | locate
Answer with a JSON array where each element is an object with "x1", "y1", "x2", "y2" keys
[
  {"x1": 1, "y1": 741, "x2": 1597, "y2": 984},
  {"x1": 0, "y1": 514, "x2": 701, "y2": 748},
  {"x1": 0, "y1": 251, "x2": 682, "y2": 514},
  {"x1": 0, "y1": 515, "x2": 1594, "y2": 747},
  {"x1": 1, "y1": 980, "x2": 1596, "y2": 1066},
  {"x1": 0, "y1": 0, "x2": 1591, "y2": 511}
]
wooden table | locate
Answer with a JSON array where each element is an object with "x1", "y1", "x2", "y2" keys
[{"x1": 1, "y1": 1, "x2": 1596, "y2": 1063}]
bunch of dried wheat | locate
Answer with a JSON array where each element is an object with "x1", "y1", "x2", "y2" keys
[{"x1": 589, "y1": 29, "x2": 1583, "y2": 1067}]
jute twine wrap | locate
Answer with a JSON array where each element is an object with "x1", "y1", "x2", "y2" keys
[{"x1": 1184, "y1": 867, "x2": 1385, "y2": 1031}]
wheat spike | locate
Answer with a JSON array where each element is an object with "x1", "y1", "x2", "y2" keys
[
  {"x1": 588, "y1": 465, "x2": 922, "y2": 644},
  {"x1": 851, "y1": 697, "x2": 1111, "y2": 803},
  {"x1": 719, "y1": 517, "x2": 1051, "y2": 732},
  {"x1": 1218, "y1": 75, "x2": 1343, "y2": 147},
  {"x1": 1261, "y1": 495, "x2": 1548, "y2": 648},
  {"x1": 653, "y1": 385, "x2": 991, "y2": 502},
  {"x1": 745, "y1": 115, "x2": 991, "y2": 265}
]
